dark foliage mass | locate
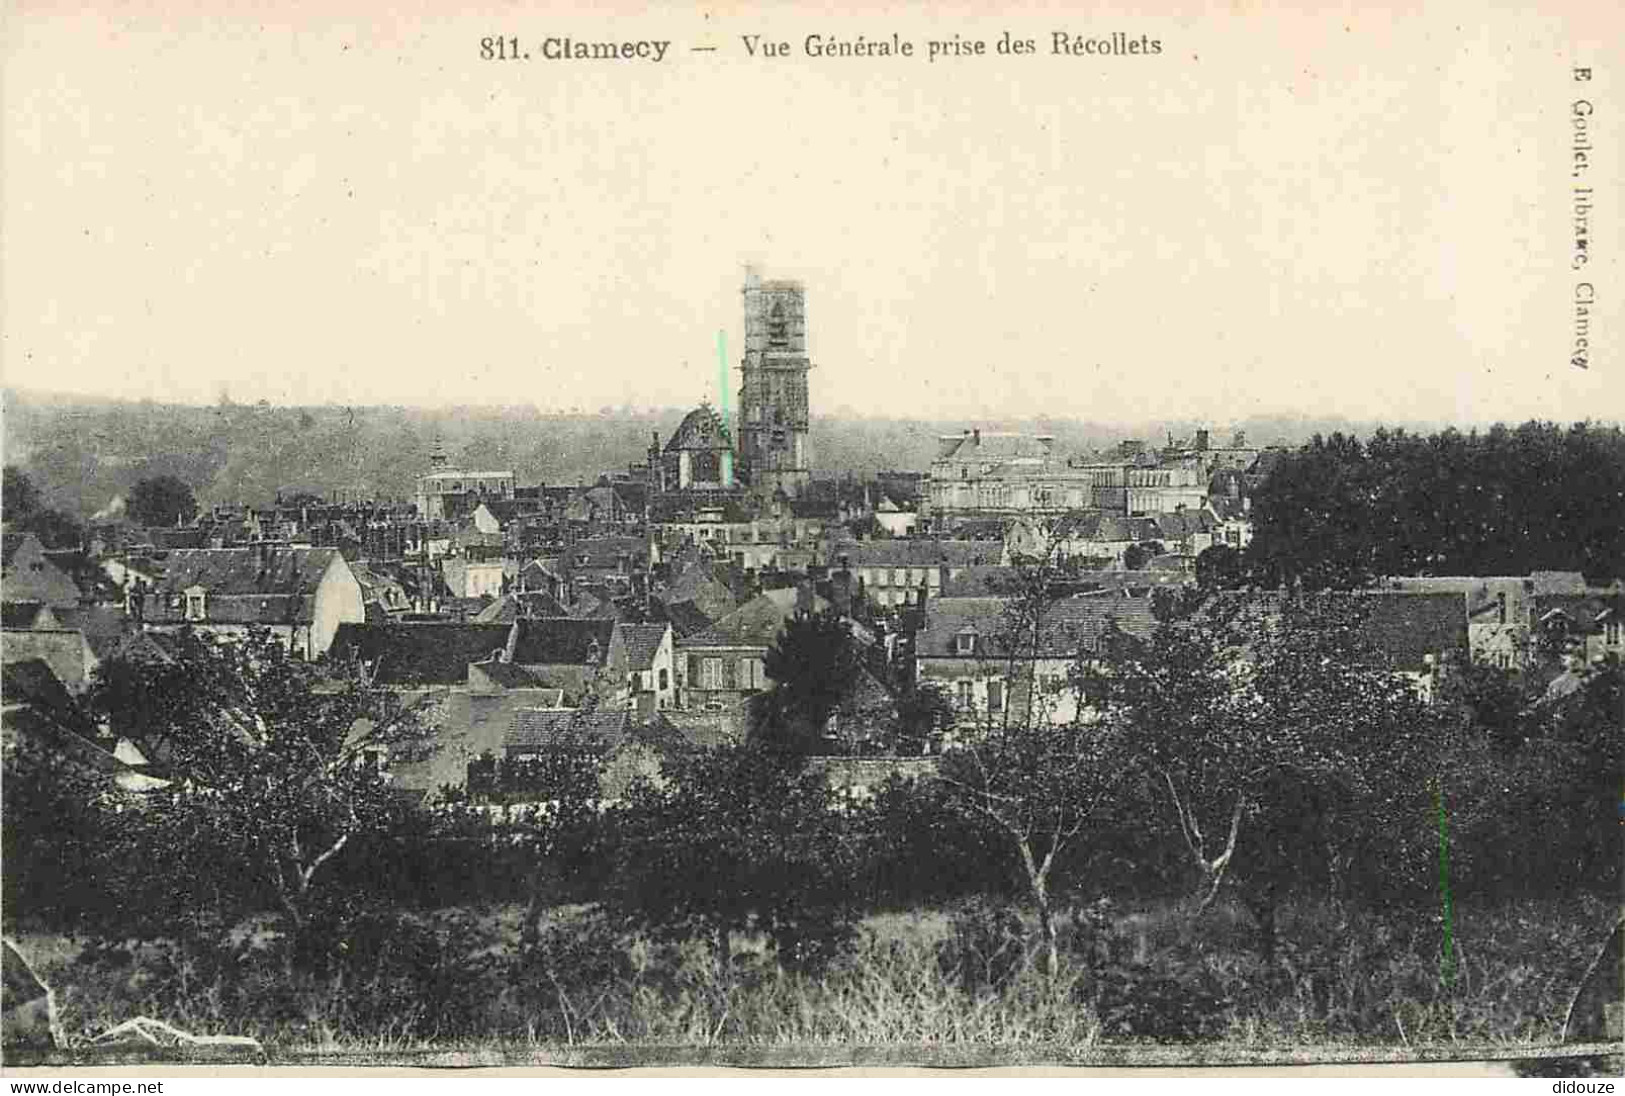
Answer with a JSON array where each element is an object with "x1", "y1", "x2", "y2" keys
[
  {"x1": 602, "y1": 747, "x2": 865, "y2": 977},
  {"x1": 1245, "y1": 423, "x2": 1625, "y2": 587},
  {"x1": 127, "y1": 474, "x2": 199, "y2": 528},
  {"x1": 752, "y1": 611, "x2": 865, "y2": 756},
  {"x1": 2, "y1": 466, "x2": 85, "y2": 548}
]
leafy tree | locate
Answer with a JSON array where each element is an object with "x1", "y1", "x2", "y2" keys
[
  {"x1": 604, "y1": 744, "x2": 863, "y2": 976},
  {"x1": 1244, "y1": 432, "x2": 1377, "y2": 589},
  {"x1": 128, "y1": 473, "x2": 199, "y2": 527},
  {"x1": 752, "y1": 610, "x2": 863, "y2": 756},
  {"x1": 2, "y1": 466, "x2": 84, "y2": 548},
  {"x1": 935, "y1": 554, "x2": 1128, "y2": 981},
  {"x1": 1084, "y1": 593, "x2": 1447, "y2": 951},
  {"x1": 86, "y1": 628, "x2": 447, "y2": 952},
  {"x1": 3, "y1": 465, "x2": 42, "y2": 525},
  {"x1": 1438, "y1": 660, "x2": 1537, "y2": 755},
  {"x1": 1246, "y1": 423, "x2": 1625, "y2": 587},
  {"x1": 1195, "y1": 544, "x2": 1247, "y2": 591},
  {"x1": 892, "y1": 680, "x2": 955, "y2": 755}
]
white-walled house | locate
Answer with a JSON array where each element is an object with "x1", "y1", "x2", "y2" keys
[
  {"x1": 607, "y1": 622, "x2": 676, "y2": 714},
  {"x1": 139, "y1": 546, "x2": 365, "y2": 659},
  {"x1": 914, "y1": 593, "x2": 1157, "y2": 730}
]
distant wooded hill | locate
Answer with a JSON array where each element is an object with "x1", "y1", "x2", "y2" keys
[{"x1": 1, "y1": 386, "x2": 1468, "y2": 518}]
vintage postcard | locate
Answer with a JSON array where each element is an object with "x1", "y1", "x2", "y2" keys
[{"x1": 1, "y1": 0, "x2": 1620, "y2": 1082}]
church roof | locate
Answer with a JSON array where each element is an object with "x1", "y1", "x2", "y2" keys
[{"x1": 663, "y1": 405, "x2": 734, "y2": 453}]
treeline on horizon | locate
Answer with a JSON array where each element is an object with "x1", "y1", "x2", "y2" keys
[
  {"x1": 3, "y1": 387, "x2": 1620, "y2": 584},
  {"x1": 2, "y1": 387, "x2": 1390, "y2": 516},
  {"x1": 1241, "y1": 422, "x2": 1625, "y2": 588}
]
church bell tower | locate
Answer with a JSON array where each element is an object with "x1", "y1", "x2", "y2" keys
[{"x1": 737, "y1": 265, "x2": 813, "y2": 497}]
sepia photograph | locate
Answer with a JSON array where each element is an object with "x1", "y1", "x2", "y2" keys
[{"x1": 1, "y1": 0, "x2": 1622, "y2": 1082}]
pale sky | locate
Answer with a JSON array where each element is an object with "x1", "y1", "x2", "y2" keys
[{"x1": 3, "y1": 0, "x2": 1620, "y2": 426}]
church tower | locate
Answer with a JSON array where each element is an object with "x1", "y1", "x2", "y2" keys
[{"x1": 737, "y1": 265, "x2": 813, "y2": 497}]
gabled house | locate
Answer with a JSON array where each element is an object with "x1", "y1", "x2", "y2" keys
[
  {"x1": 675, "y1": 587, "x2": 829, "y2": 712},
  {"x1": 873, "y1": 494, "x2": 919, "y2": 538},
  {"x1": 2, "y1": 533, "x2": 82, "y2": 609},
  {"x1": 472, "y1": 590, "x2": 572, "y2": 623},
  {"x1": 914, "y1": 593, "x2": 1157, "y2": 729},
  {"x1": 498, "y1": 708, "x2": 678, "y2": 804},
  {"x1": 509, "y1": 618, "x2": 617, "y2": 702},
  {"x1": 606, "y1": 622, "x2": 676, "y2": 715},
  {"x1": 139, "y1": 546, "x2": 365, "y2": 659},
  {"x1": 326, "y1": 620, "x2": 576, "y2": 795},
  {"x1": 563, "y1": 536, "x2": 650, "y2": 596},
  {"x1": 833, "y1": 539, "x2": 1002, "y2": 609},
  {"x1": 443, "y1": 555, "x2": 506, "y2": 600},
  {"x1": 350, "y1": 562, "x2": 413, "y2": 622}
]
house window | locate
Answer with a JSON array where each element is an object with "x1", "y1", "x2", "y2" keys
[
  {"x1": 955, "y1": 630, "x2": 976, "y2": 655},
  {"x1": 701, "y1": 658, "x2": 723, "y2": 689},
  {"x1": 1607, "y1": 621, "x2": 1621, "y2": 646},
  {"x1": 956, "y1": 680, "x2": 973, "y2": 710},
  {"x1": 185, "y1": 592, "x2": 206, "y2": 621},
  {"x1": 659, "y1": 668, "x2": 670, "y2": 690},
  {"x1": 1497, "y1": 592, "x2": 1507, "y2": 625},
  {"x1": 987, "y1": 680, "x2": 1004, "y2": 713}
]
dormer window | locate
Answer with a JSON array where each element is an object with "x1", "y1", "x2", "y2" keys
[
  {"x1": 955, "y1": 630, "x2": 977, "y2": 656},
  {"x1": 575, "y1": 552, "x2": 590, "y2": 566}
]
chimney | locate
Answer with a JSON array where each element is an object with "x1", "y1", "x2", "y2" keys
[{"x1": 973, "y1": 428, "x2": 981, "y2": 446}]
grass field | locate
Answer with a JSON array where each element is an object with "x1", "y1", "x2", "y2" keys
[{"x1": 10, "y1": 892, "x2": 1617, "y2": 1057}]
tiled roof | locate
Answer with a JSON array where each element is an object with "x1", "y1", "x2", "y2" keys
[
  {"x1": 473, "y1": 591, "x2": 571, "y2": 623},
  {"x1": 147, "y1": 547, "x2": 343, "y2": 625},
  {"x1": 682, "y1": 589, "x2": 830, "y2": 649},
  {"x1": 477, "y1": 499, "x2": 533, "y2": 524},
  {"x1": 658, "y1": 598, "x2": 715, "y2": 639},
  {"x1": 2, "y1": 659, "x2": 124, "y2": 773},
  {"x1": 55, "y1": 605, "x2": 135, "y2": 659},
  {"x1": 328, "y1": 622, "x2": 514, "y2": 685},
  {"x1": 470, "y1": 661, "x2": 543, "y2": 689},
  {"x1": 789, "y1": 500, "x2": 840, "y2": 519},
  {"x1": 663, "y1": 405, "x2": 733, "y2": 453},
  {"x1": 652, "y1": 710, "x2": 745, "y2": 749},
  {"x1": 612, "y1": 623, "x2": 669, "y2": 672},
  {"x1": 565, "y1": 536, "x2": 648, "y2": 571},
  {"x1": 1053, "y1": 514, "x2": 1159, "y2": 542},
  {"x1": 935, "y1": 433, "x2": 1053, "y2": 463},
  {"x1": 917, "y1": 594, "x2": 1158, "y2": 660},
  {"x1": 510, "y1": 618, "x2": 615, "y2": 666},
  {"x1": 506, "y1": 708, "x2": 633, "y2": 752},
  {"x1": 2, "y1": 658, "x2": 99, "y2": 739},
  {"x1": 1531, "y1": 593, "x2": 1624, "y2": 634},
  {"x1": 1150, "y1": 510, "x2": 1216, "y2": 538}
]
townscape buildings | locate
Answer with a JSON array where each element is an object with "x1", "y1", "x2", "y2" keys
[{"x1": 4, "y1": 266, "x2": 1621, "y2": 802}]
